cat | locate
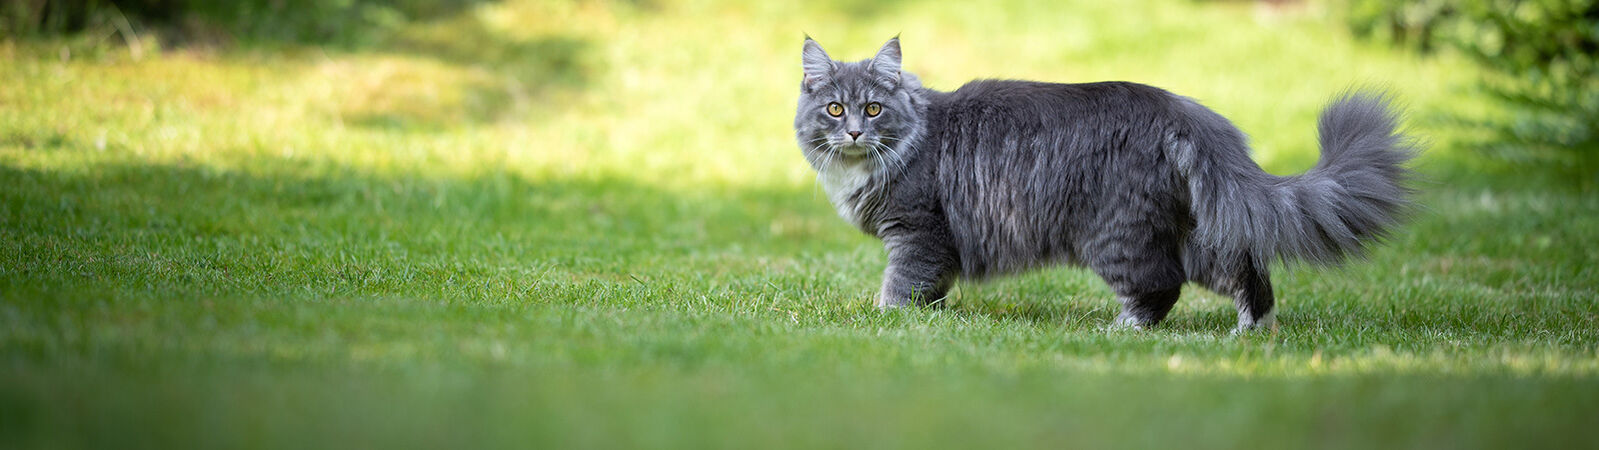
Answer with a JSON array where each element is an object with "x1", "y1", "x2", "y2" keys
[{"x1": 793, "y1": 37, "x2": 1416, "y2": 333}]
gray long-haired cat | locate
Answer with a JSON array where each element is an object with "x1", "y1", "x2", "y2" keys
[{"x1": 793, "y1": 37, "x2": 1416, "y2": 332}]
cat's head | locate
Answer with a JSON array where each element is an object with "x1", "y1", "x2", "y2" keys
[{"x1": 794, "y1": 37, "x2": 923, "y2": 164}]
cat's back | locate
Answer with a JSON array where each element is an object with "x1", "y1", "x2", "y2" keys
[
  {"x1": 921, "y1": 79, "x2": 1184, "y2": 164},
  {"x1": 932, "y1": 79, "x2": 1178, "y2": 121}
]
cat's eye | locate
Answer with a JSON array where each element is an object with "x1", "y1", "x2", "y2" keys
[
  {"x1": 826, "y1": 102, "x2": 844, "y2": 117},
  {"x1": 865, "y1": 102, "x2": 882, "y2": 117}
]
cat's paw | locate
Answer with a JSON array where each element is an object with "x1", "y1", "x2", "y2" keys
[
  {"x1": 1230, "y1": 324, "x2": 1276, "y2": 336},
  {"x1": 1231, "y1": 309, "x2": 1278, "y2": 335},
  {"x1": 1107, "y1": 312, "x2": 1151, "y2": 331},
  {"x1": 874, "y1": 297, "x2": 913, "y2": 309},
  {"x1": 875, "y1": 294, "x2": 947, "y2": 309}
]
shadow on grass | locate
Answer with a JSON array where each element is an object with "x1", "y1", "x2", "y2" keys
[
  {"x1": 1424, "y1": 112, "x2": 1599, "y2": 193},
  {"x1": 1412, "y1": 82, "x2": 1599, "y2": 193},
  {"x1": 0, "y1": 158, "x2": 856, "y2": 300}
]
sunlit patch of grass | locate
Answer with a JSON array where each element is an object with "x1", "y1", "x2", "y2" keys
[{"x1": 315, "y1": 55, "x2": 521, "y2": 129}]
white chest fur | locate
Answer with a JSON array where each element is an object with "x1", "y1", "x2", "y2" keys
[{"x1": 817, "y1": 160, "x2": 875, "y2": 227}]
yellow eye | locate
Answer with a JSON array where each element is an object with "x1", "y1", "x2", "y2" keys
[
  {"x1": 826, "y1": 102, "x2": 844, "y2": 117},
  {"x1": 865, "y1": 103, "x2": 882, "y2": 117}
]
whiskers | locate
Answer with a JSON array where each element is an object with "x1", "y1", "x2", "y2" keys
[
  {"x1": 798, "y1": 132, "x2": 919, "y2": 226},
  {"x1": 876, "y1": 135, "x2": 913, "y2": 179},
  {"x1": 801, "y1": 133, "x2": 913, "y2": 181}
]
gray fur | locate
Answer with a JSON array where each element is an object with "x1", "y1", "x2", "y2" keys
[{"x1": 794, "y1": 37, "x2": 1417, "y2": 331}]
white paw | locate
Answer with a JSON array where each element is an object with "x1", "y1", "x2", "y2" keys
[
  {"x1": 1108, "y1": 312, "x2": 1150, "y2": 331},
  {"x1": 1232, "y1": 308, "x2": 1278, "y2": 335},
  {"x1": 875, "y1": 297, "x2": 911, "y2": 309}
]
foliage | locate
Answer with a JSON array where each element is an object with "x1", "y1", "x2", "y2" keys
[{"x1": 1345, "y1": 0, "x2": 1599, "y2": 155}]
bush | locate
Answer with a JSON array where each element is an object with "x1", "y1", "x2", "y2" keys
[{"x1": 1345, "y1": 0, "x2": 1599, "y2": 154}]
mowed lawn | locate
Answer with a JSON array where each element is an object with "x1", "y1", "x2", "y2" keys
[{"x1": 2, "y1": 1, "x2": 1597, "y2": 448}]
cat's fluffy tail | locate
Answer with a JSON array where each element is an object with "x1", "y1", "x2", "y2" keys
[{"x1": 1175, "y1": 90, "x2": 1418, "y2": 266}]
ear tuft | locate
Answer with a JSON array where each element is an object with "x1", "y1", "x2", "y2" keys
[
  {"x1": 869, "y1": 37, "x2": 902, "y2": 88},
  {"x1": 801, "y1": 38, "x2": 835, "y2": 89}
]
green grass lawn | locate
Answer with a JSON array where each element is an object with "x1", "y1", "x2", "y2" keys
[{"x1": 3, "y1": 1, "x2": 1597, "y2": 448}]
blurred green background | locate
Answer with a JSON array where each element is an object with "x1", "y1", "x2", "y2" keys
[{"x1": 2, "y1": 0, "x2": 1596, "y2": 449}]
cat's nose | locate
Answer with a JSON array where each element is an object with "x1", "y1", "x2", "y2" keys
[{"x1": 847, "y1": 131, "x2": 862, "y2": 140}]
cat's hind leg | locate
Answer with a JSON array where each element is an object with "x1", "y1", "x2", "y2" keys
[
  {"x1": 1111, "y1": 285, "x2": 1183, "y2": 329},
  {"x1": 1091, "y1": 241, "x2": 1186, "y2": 329},
  {"x1": 1225, "y1": 261, "x2": 1276, "y2": 334},
  {"x1": 1189, "y1": 251, "x2": 1276, "y2": 333}
]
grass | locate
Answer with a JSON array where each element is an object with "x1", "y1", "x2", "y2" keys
[{"x1": 2, "y1": 0, "x2": 1597, "y2": 448}]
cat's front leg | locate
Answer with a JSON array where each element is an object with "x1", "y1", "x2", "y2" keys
[{"x1": 876, "y1": 238, "x2": 958, "y2": 308}]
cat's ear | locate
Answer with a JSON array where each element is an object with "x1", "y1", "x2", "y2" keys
[
  {"x1": 801, "y1": 37, "x2": 835, "y2": 91},
  {"x1": 869, "y1": 37, "x2": 902, "y2": 88}
]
